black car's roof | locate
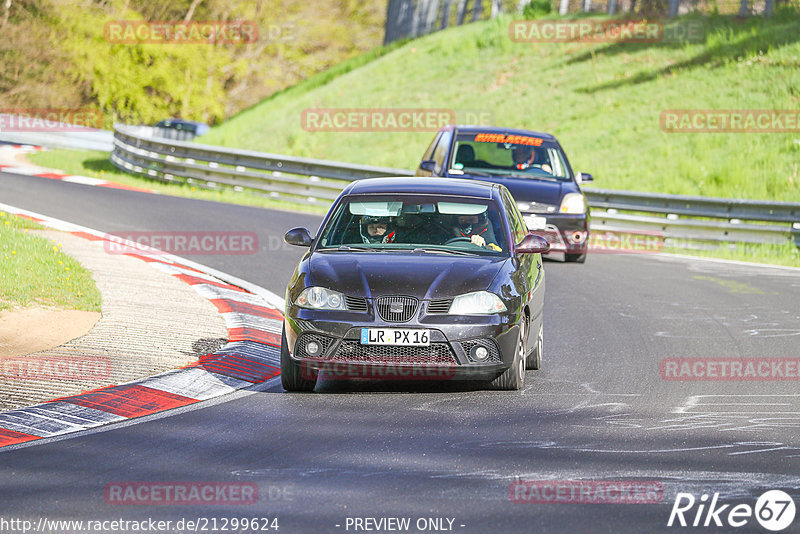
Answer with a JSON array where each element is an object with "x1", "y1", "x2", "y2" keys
[
  {"x1": 343, "y1": 177, "x2": 499, "y2": 199},
  {"x1": 444, "y1": 124, "x2": 556, "y2": 141}
]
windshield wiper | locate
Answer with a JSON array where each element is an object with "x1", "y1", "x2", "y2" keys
[
  {"x1": 506, "y1": 173, "x2": 560, "y2": 182},
  {"x1": 459, "y1": 170, "x2": 494, "y2": 177},
  {"x1": 335, "y1": 245, "x2": 384, "y2": 252},
  {"x1": 411, "y1": 247, "x2": 477, "y2": 256}
]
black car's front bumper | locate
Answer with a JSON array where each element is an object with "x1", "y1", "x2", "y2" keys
[
  {"x1": 284, "y1": 308, "x2": 520, "y2": 381},
  {"x1": 524, "y1": 213, "x2": 589, "y2": 255}
]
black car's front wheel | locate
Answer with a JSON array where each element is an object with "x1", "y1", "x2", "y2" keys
[
  {"x1": 490, "y1": 322, "x2": 526, "y2": 391},
  {"x1": 565, "y1": 252, "x2": 586, "y2": 263},
  {"x1": 281, "y1": 327, "x2": 317, "y2": 392},
  {"x1": 526, "y1": 323, "x2": 543, "y2": 370}
]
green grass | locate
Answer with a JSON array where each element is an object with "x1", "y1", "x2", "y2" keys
[
  {"x1": 662, "y1": 241, "x2": 800, "y2": 267},
  {"x1": 200, "y1": 11, "x2": 800, "y2": 203},
  {"x1": 28, "y1": 149, "x2": 328, "y2": 215},
  {"x1": 0, "y1": 212, "x2": 102, "y2": 312},
  {"x1": 28, "y1": 11, "x2": 800, "y2": 268}
]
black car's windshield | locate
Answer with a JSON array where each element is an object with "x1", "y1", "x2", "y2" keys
[
  {"x1": 448, "y1": 132, "x2": 572, "y2": 181},
  {"x1": 317, "y1": 195, "x2": 508, "y2": 255}
]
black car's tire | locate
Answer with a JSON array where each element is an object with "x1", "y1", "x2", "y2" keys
[
  {"x1": 281, "y1": 327, "x2": 317, "y2": 392},
  {"x1": 490, "y1": 322, "x2": 526, "y2": 391},
  {"x1": 526, "y1": 323, "x2": 543, "y2": 370},
  {"x1": 565, "y1": 252, "x2": 586, "y2": 263}
]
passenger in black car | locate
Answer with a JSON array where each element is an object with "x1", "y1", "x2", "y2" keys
[{"x1": 359, "y1": 215, "x2": 396, "y2": 244}]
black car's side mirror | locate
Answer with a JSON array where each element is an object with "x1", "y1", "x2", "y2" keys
[
  {"x1": 419, "y1": 160, "x2": 437, "y2": 173},
  {"x1": 577, "y1": 172, "x2": 594, "y2": 183},
  {"x1": 516, "y1": 233, "x2": 550, "y2": 254},
  {"x1": 284, "y1": 227, "x2": 313, "y2": 247}
]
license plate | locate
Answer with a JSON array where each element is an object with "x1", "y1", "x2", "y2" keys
[
  {"x1": 360, "y1": 328, "x2": 430, "y2": 346},
  {"x1": 524, "y1": 215, "x2": 548, "y2": 230}
]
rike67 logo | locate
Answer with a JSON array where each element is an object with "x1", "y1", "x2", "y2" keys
[{"x1": 668, "y1": 490, "x2": 796, "y2": 531}]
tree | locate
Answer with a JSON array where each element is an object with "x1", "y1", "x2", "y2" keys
[{"x1": 441, "y1": 0, "x2": 452, "y2": 28}]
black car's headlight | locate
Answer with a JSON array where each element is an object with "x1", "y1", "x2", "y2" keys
[
  {"x1": 295, "y1": 287, "x2": 346, "y2": 310},
  {"x1": 559, "y1": 193, "x2": 587, "y2": 214},
  {"x1": 449, "y1": 291, "x2": 507, "y2": 315}
]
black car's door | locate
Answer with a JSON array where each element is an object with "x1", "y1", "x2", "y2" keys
[{"x1": 501, "y1": 189, "x2": 545, "y2": 340}]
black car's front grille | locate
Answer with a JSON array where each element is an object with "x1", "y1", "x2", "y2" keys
[
  {"x1": 295, "y1": 333, "x2": 336, "y2": 358},
  {"x1": 345, "y1": 295, "x2": 368, "y2": 312},
  {"x1": 376, "y1": 296, "x2": 418, "y2": 322},
  {"x1": 331, "y1": 340, "x2": 456, "y2": 365},
  {"x1": 524, "y1": 202, "x2": 558, "y2": 214},
  {"x1": 458, "y1": 339, "x2": 502, "y2": 363},
  {"x1": 427, "y1": 298, "x2": 452, "y2": 314}
]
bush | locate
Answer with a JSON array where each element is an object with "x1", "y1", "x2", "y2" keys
[{"x1": 522, "y1": 0, "x2": 553, "y2": 18}]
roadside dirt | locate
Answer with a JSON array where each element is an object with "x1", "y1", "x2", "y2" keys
[{"x1": 0, "y1": 305, "x2": 101, "y2": 358}]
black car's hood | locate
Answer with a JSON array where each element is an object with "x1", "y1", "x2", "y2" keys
[
  {"x1": 307, "y1": 251, "x2": 507, "y2": 299},
  {"x1": 460, "y1": 173, "x2": 578, "y2": 206}
]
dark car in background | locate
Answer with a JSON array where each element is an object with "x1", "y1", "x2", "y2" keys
[
  {"x1": 282, "y1": 177, "x2": 549, "y2": 392},
  {"x1": 154, "y1": 118, "x2": 210, "y2": 140},
  {"x1": 417, "y1": 125, "x2": 593, "y2": 263}
]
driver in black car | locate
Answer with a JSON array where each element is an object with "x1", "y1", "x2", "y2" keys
[
  {"x1": 512, "y1": 145, "x2": 552, "y2": 174},
  {"x1": 450, "y1": 212, "x2": 501, "y2": 251},
  {"x1": 359, "y1": 215, "x2": 396, "y2": 244}
]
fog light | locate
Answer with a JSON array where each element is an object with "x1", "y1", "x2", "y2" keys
[
  {"x1": 569, "y1": 231, "x2": 587, "y2": 244},
  {"x1": 472, "y1": 346, "x2": 489, "y2": 361},
  {"x1": 305, "y1": 341, "x2": 321, "y2": 356}
]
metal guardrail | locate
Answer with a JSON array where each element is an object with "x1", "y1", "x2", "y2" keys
[{"x1": 111, "y1": 123, "x2": 800, "y2": 248}]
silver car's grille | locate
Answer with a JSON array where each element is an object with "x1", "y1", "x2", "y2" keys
[{"x1": 376, "y1": 296, "x2": 418, "y2": 322}]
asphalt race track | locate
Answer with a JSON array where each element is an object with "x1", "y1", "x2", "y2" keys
[{"x1": 2, "y1": 171, "x2": 800, "y2": 533}]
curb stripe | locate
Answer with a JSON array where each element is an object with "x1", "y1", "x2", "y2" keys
[
  {"x1": 174, "y1": 273, "x2": 247, "y2": 292},
  {"x1": 227, "y1": 327, "x2": 281, "y2": 346},
  {"x1": 210, "y1": 299, "x2": 283, "y2": 320},
  {"x1": 0, "y1": 429, "x2": 39, "y2": 447},
  {"x1": 61, "y1": 385, "x2": 199, "y2": 418}
]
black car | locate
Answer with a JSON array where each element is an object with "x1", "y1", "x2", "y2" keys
[
  {"x1": 417, "y1": 125, "x2": 593, "y2": 263},
  {"x1": 282, "y1": 177, "x2": 549, "y2": 391}
]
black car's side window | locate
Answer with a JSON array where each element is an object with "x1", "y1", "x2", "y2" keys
[{"x1": 502, "y1": 190, "x2": 527, "y2": 245}]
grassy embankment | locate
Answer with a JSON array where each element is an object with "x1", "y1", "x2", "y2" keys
[
  {"x1": 0, "y1": 213, "x2": 101, "y2": 312},
  {"x1": 31, "y1": 10, "x2": 800, "y2": 265}
]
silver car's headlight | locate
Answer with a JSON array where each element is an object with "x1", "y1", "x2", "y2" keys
[
  {"x1": 449, "y1": 291, "x2": 507, "y2": 315},
  {"x1": 295, "y1": 287, "x2": 346, "y2": 310},
  {"x1": 559, "y1": 192, "x2": 587, "y2": 214}
]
